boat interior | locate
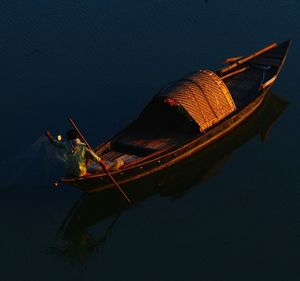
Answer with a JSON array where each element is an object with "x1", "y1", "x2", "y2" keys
[
  {"x1": 222, "y1": 41, "x2": 289, "y2": 109},
  {"x1": 95, "y1": 41, "x2": 289, "y2": 168},
  {"x1": 97, "y1": 100, "x2": 198, "y2": 167}
]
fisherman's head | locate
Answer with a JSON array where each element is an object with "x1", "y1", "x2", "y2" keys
[{"x1": 67, "y1": 129, "x2": 80, "y2": 140}]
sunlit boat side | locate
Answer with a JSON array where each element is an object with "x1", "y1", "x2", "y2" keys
[{"x1": 61, "y1": 40, "x2": 291, "y2": 193}]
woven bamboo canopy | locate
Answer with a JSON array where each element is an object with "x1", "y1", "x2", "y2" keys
[{"x1": 157, "y1": 70, "x2": 236, "y2": 131}]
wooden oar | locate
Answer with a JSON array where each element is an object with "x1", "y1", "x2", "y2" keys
[{"x1": 68, "y1": 117, "x2": 131, "y2": 204}]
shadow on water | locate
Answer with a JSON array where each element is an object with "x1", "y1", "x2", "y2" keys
[{"x1": 55, "y1": 93, "x2": 288, "y2": 260}]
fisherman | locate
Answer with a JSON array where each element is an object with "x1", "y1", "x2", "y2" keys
[{"x1": 45, "y1": 129, "x2": 111, "y2": 177}]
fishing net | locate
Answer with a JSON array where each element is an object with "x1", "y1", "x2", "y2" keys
[{"x1": 0, "y1": 136, "x2": 66, "y2": 189}]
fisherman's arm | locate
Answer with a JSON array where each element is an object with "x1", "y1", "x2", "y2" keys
[
  {"x1": 45, "y1": 131, "x2": 66, "y2": 149},
  {"x1": 85, "y1": 148, "x2": 109, "y2": 172}
]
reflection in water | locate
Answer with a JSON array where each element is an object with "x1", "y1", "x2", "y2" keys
[{"x1": 56, "y1": 93, "x2": 288, "y2": 260}]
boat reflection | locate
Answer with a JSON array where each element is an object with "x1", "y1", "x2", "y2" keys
[{"x1": 57, "y1": 93, "x2": 288, "y2": 259}]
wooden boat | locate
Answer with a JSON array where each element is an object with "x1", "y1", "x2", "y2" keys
[
  {"x1": 61, "y1": 40, "x2": 291, "y2": 193},
  {"x1": 59, "y1": 93, "x2": 288, "y2": 257}
]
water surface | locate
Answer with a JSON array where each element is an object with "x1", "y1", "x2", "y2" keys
[{"x1": 0, "y1": 1, "x2": 299, "y2": 280}]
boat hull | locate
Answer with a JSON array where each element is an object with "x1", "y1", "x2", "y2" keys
[
  {"x1": 61, "y1": 40, "x2": 291, "y2": 193},
  {"x1": 63, "y1": 90, "x2": 268, "y2": 192}
]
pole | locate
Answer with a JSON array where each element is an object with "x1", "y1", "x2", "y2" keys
[{"x1": 68, "y1": 117, "x2": 131, "y2": 204}]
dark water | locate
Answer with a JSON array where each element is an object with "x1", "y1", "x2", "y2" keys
[{"x1": 0, "y1": 1, "x2": 300, "y2": 280}]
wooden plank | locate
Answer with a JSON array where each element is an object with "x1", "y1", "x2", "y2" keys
[
  {"x1": 102, "y1": 151, "x2": 124, "y2": 161},
  {"x1": 260, "y1": 76, "x2": 277, "y2": 90},
  {"x1": 219, "y1": 43, "x2": 278, "y2": 74},
  {"x1": 223, "y1": 56, "x2": 243, "y2": 64},
  {"x1": 221, "y1": 66, "x2": 249, "y2": 80},
  {"x1": 112, "y1": 141, "x2": 157, "y2": 157}
]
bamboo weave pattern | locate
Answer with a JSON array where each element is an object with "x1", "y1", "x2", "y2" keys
[{"x1": 158, "y1": 70, "x2": 236, "y2": 131}]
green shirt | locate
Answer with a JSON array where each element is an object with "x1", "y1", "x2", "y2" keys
[{"x1": 51, "y1": 138, "x2": 101, "y2": 177}]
